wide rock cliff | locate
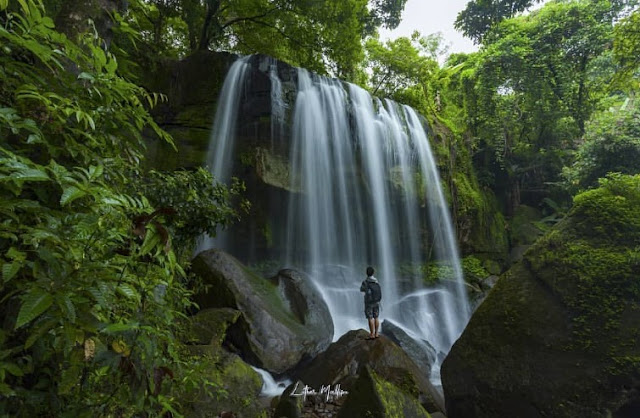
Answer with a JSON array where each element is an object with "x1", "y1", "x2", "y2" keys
[
  {"x1": 441, "y1": 174, "x2": 640, "y2": 417},
  {"x1": 142, "y1": 51, "x2": 508, "y2": 264}
]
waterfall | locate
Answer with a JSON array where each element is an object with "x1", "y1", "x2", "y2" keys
[
  {"x1": 201, "y1": 55, "x2": 470, "y2": 384},
  {"x1": 252, "y1": 366, "x2": 291, "y2": 397},
  {"x1": 197, "y1": 56, "x2": 251, "y2": 253}
]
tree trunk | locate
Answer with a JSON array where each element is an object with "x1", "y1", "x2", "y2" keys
[{"x1": 198, "y1": 0, "x2": 222, "y2": 51}]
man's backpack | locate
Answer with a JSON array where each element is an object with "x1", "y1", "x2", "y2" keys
[{"x1": 366, "y1": 281, "x2": 382, "y2": 304}]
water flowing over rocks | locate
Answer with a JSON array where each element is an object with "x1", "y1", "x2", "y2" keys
[
  {"x1": 144, "y1": 50, "x2": 478, "y2": 415},
  {"x1": 144, "y1": 51, "x2": 472, "y2": 378},
  {"x1": 192, "y1": 249, "x2": 333, "y2": 374}
]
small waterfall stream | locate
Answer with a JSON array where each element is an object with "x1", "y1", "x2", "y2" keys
[{"x1": 200, "y1": 55, "x2": 471, "y2": 386}]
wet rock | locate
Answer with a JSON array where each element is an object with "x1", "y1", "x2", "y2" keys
[
  {"x1": 380, "y1": 319, "x2": 437, "y2": 377},
  {"x1": 192, "y1": 249, "x2": 333, "y2": 374},
  {"x1": 295, "y1": 329, "x2": 444, "y2": 414},
  {"x1": 337, "y1": 366, "x2": 431, "y2": 418},
  {"x1": 188, "y1": 308, "x2": 241, "y2": 345},
  {"x1": 442, "y1": 176, "x2": 640, "y2": 417},
  {"x1": 184, "y1": 346, "x2": 264, "y2": 418},
  {"x1": 273, "y1": 380, "x2": 305, "y2": 418}
]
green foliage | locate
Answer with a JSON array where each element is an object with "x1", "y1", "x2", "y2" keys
[
  {"x1": 366, "y1": 0, "x2": 409, "y2": 31},
  {"x1": 563, "y1": 101, "x2": 640, "y2": 193},
  {"x1": 569, "y1": 173, "x2": 640, "y2": 245},
  {"x1": 400, "y1": 256, "x2": 488, "y2": 285},
  {"x1": 461, "y1": 256, "x2": 490, "y2": 282},
  {"x1": 454, "y1": 0, "x2": 543, "y2": 44},
  {"x1": 124, "y1": 0, "x2": 409, "y2": 80},
  {"x1": 1, "y1": 0, "x2": 172, "y2": 169},
  {"x1": 443, "y1": 0, "x2": 633, "y2": 219},
  {"x1": 365, "y1": 31, "x2": 441, "y2": 100},
  {"x1": 0, "y1": 1, "x2": 242, "y2": 414},
  {"x1": 612, "y1": 8, "x2": 640, "y2": 91},
  {"x1": 133, "y1": 168, "x2": 250, "y2": 259}
]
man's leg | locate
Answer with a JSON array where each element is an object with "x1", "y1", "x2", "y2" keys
[
  {"x1": 368, "y1": 318, "x2": 375, "y2": 338},
  {"x1": 373, "y1": 304, "x2": 380, "y2": 337}
]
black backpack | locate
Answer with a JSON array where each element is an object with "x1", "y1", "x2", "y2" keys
[{"x1": 365, "y1": 281, "x2": 382, "y2": 303}]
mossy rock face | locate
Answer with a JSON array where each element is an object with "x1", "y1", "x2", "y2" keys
[
  {"x1": 295, "y1": 329, "x2": 445, "y2": 414},
  {"x1": 254, "y1": 147, "x2": 300, "y2": 192},
  {"x1": 442, "y1": 174, "x2": 640, "y2": 418},
  {"x1": 192, "y1": 249, "x2": 333, "y2": 374},
  {"x1": 188, "y1": 308, "x2": 241, "y2": 346},
  {"x1": 141, "y1": 51, "x2": 238, "y2": 171},
  {"x1": 337, "y1": 366, "x2": 431, "y2": 418},
  {"x1": 184, "y1": 345, "x2": 264, "y2": 418}
]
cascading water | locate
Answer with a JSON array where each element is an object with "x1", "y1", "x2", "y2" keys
[
  {"x1": 197, "y1": 57, "x2": 250, "y2": 253},
  {"x1": 201, "y1": 55, "x2": 471, "y2": 385}
]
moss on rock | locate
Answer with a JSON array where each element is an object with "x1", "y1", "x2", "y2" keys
[
  {"x1": 442, "y1": 174, "x2": 640, "y2": 418},
  {"x1": 296, "y1": 329, "x2": 444, "y2": 414},
  {"x1": 182, "y1": 345, "x2": 265, "y2": 418},
  {"x1": 192, "y1": 249, "x2": 333, "y2": 374},
  {"x1": 338, "y1": 367, "x2": 431, "y2": 418},
  {"x1": 188, "y1": 308, "x2": 241, "y2": 346}
]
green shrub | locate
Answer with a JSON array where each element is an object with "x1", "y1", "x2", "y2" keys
[
  {"x1": 0, "y1": 1, "x2": 239, "y2": 414},
  {"x1": 563, "y1": 104, "x2": 640, "y2": 193}
]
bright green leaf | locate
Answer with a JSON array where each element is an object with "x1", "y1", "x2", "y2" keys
[
  {"x1": 2, "y1": 262, "x2": 21, "y2": 283},
  {"x1": 140, "y1": 228, "x2": 160, "y2": 255},
  {"x1": 116, "y1": 284, "x2": 139, "y2": 301},
  {"x1": 60, "y1": 185, "x2": 87, "y2": 206},
  {"x1": 15, "y1": 289, "x2": 53, "y2": 329},
  {"x1": 13, "y1": 168, "x2": 49, "y2": 182},
  {"x1": 77, "y1": 72, "x2": 95, "y2": 82},
  {"x1": 101, "y1": 322, "x2": 139, "y2": 334},
  {"x1": 88, "y1": 164, "x2": 103, "y2": 180},
  {"x1": 16, "y1": 0, "x2": 29, "y2": 15}
]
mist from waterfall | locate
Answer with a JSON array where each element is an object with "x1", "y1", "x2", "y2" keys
[{"x1": 202, "y1": 55, "x2": 471, "y2": 383}]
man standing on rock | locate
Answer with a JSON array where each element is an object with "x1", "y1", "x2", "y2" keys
[{"x1": 360, "y1": 266, "x2": 382, "y2": 340}]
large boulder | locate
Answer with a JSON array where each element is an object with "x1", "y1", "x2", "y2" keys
[
  {"x1": 295, "y1": 329, "x2": 445, "y2": 414},
  {"x1": 187, "y1": 307, "x2": 241, "y2": 346},
  {"x1": 380, "y1": 320, "x2": 437, "y2": 378},
  {"x1": 442, "y1": 174, "x2": 640, "y2": 417},
  {"x1": 184, "y1": 345, "x2": 264, "y2": 418},
  {"x1": 338, "y1": 366, "x2": 432, "y2": 418},
  {"x1": 272, "y1": 380, "x2": 305, "y2": 418},
  {"x1": 192, "y1": 249, "x2": 333, "y2": 374},
  {"x1": 272, "y1": 269, "x2": 333, "y2": 331}
]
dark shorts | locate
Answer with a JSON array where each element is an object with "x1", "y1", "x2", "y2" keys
[{"x1": 365, "y1": 303, "x2": 379, "y2": 319}]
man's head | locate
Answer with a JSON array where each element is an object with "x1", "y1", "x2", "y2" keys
[{"x1": 366, "y1": 266, "x2": 375, "y2": 277}]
